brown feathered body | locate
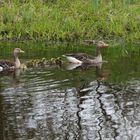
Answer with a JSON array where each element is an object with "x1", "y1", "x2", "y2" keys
[
  {"x1": 63, "y1": 41, "x2": 108, "y2": 64},
  {"x1": 0, "y1": 48, "x2": 24, "y2": 71}
]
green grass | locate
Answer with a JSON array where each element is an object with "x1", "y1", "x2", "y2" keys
[{"x1": 0, "y1": 0, "x2": 140, "y2": 42}]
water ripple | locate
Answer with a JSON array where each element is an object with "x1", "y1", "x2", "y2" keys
[{"x1": 0, "y1": 69, "x2": 140, "y2": 140}]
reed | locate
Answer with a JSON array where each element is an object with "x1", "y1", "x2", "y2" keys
[{"x1": 0, "y1": 0, "x2": 139, "y2": 42}]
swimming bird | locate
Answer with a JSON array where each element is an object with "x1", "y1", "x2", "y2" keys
[
  {"x1": 0, "y1": 48, "x2": 24, "y2": 71},
  {"x1": 62, "y1": 41, "x2": 108, "y2": 64},
  {"x1": 26, "y1": 57, "x2": 63, "y2": 68}
]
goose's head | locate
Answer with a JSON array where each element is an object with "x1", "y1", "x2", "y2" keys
[
  {"x1": 14, "y1": 48, "x2": 24, "y2": 56},
  {"x1": 97, "y1": 41, "x2": 109, "y2": 48}
]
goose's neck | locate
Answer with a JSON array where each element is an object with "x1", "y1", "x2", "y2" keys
[
  {"x1": 96, "y1": 46, "x2": 101, "y2": 56},
  {"x1": 94, "y1": 45, "x2": 102, "y2": 63},
  {"x1": 14, "y1": 54, "x2": 21, "y2": 69}
]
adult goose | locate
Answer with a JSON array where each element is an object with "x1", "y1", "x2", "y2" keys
[
  {"x1": 0, "y1": 48, "x2": 24, "y2": 71},
  {"x1": 62, "y1": 41, "x2": 108, "y2": 64}
]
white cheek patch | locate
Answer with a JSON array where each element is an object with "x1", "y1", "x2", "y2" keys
[{"x1": 66, "y1": 56, "x2": 82, "y2": 64}]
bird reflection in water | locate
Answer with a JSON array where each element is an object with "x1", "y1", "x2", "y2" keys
[
  {"x1": 0, "y1": 68, "x2": 26, "y2": 85},
  {"x1": 67, "y1": 62, "x2": 118, "y2": 140},
  {"x1": 65, "y1": 62, "x2": 110, "y2": 97},
  {"x1": 65, "y1": 62, "x2": 110, "y2": 139},
  {"x1": 66, "y1": 62, "x2": 109, "y2": 81}
]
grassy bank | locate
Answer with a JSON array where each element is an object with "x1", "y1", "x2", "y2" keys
[{"x1": 0, "y1": 0, "x2": 140, "y2": 42}]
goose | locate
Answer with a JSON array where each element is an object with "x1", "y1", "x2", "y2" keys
[
  {"x1": 0, "y1": 48, "x2": 24, "y2": 71},
  {"x1": 62, "y1": 41, "x2": 108, "y2": 64}
]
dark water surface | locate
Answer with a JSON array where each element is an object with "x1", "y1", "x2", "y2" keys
[{"x1": 0, "y1": 42, "x2": 140, "y2": 140}]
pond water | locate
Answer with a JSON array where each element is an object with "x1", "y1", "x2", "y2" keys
[{"x1": 0, "y1": 42, "x2": 140, "y2": 140}]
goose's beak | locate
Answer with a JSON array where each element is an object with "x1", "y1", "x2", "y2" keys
[
  {"x1": 103, "y1": 43, "x2": 109, "y2": 48},
  {"x1": 20, "y1": 49, "x2": 24, "y2": 53}
]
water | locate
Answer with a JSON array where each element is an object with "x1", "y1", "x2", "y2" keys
[{"x1": 0, "y1": 42, "x2": 140, "y2": 140}]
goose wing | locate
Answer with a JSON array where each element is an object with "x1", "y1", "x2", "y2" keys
[
  {"x1": 0, "y1": 60, "x2": 14, "y2": 69},
  {"x1": 64, "y1": 53, "x2": 94, "y2": 61}
]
